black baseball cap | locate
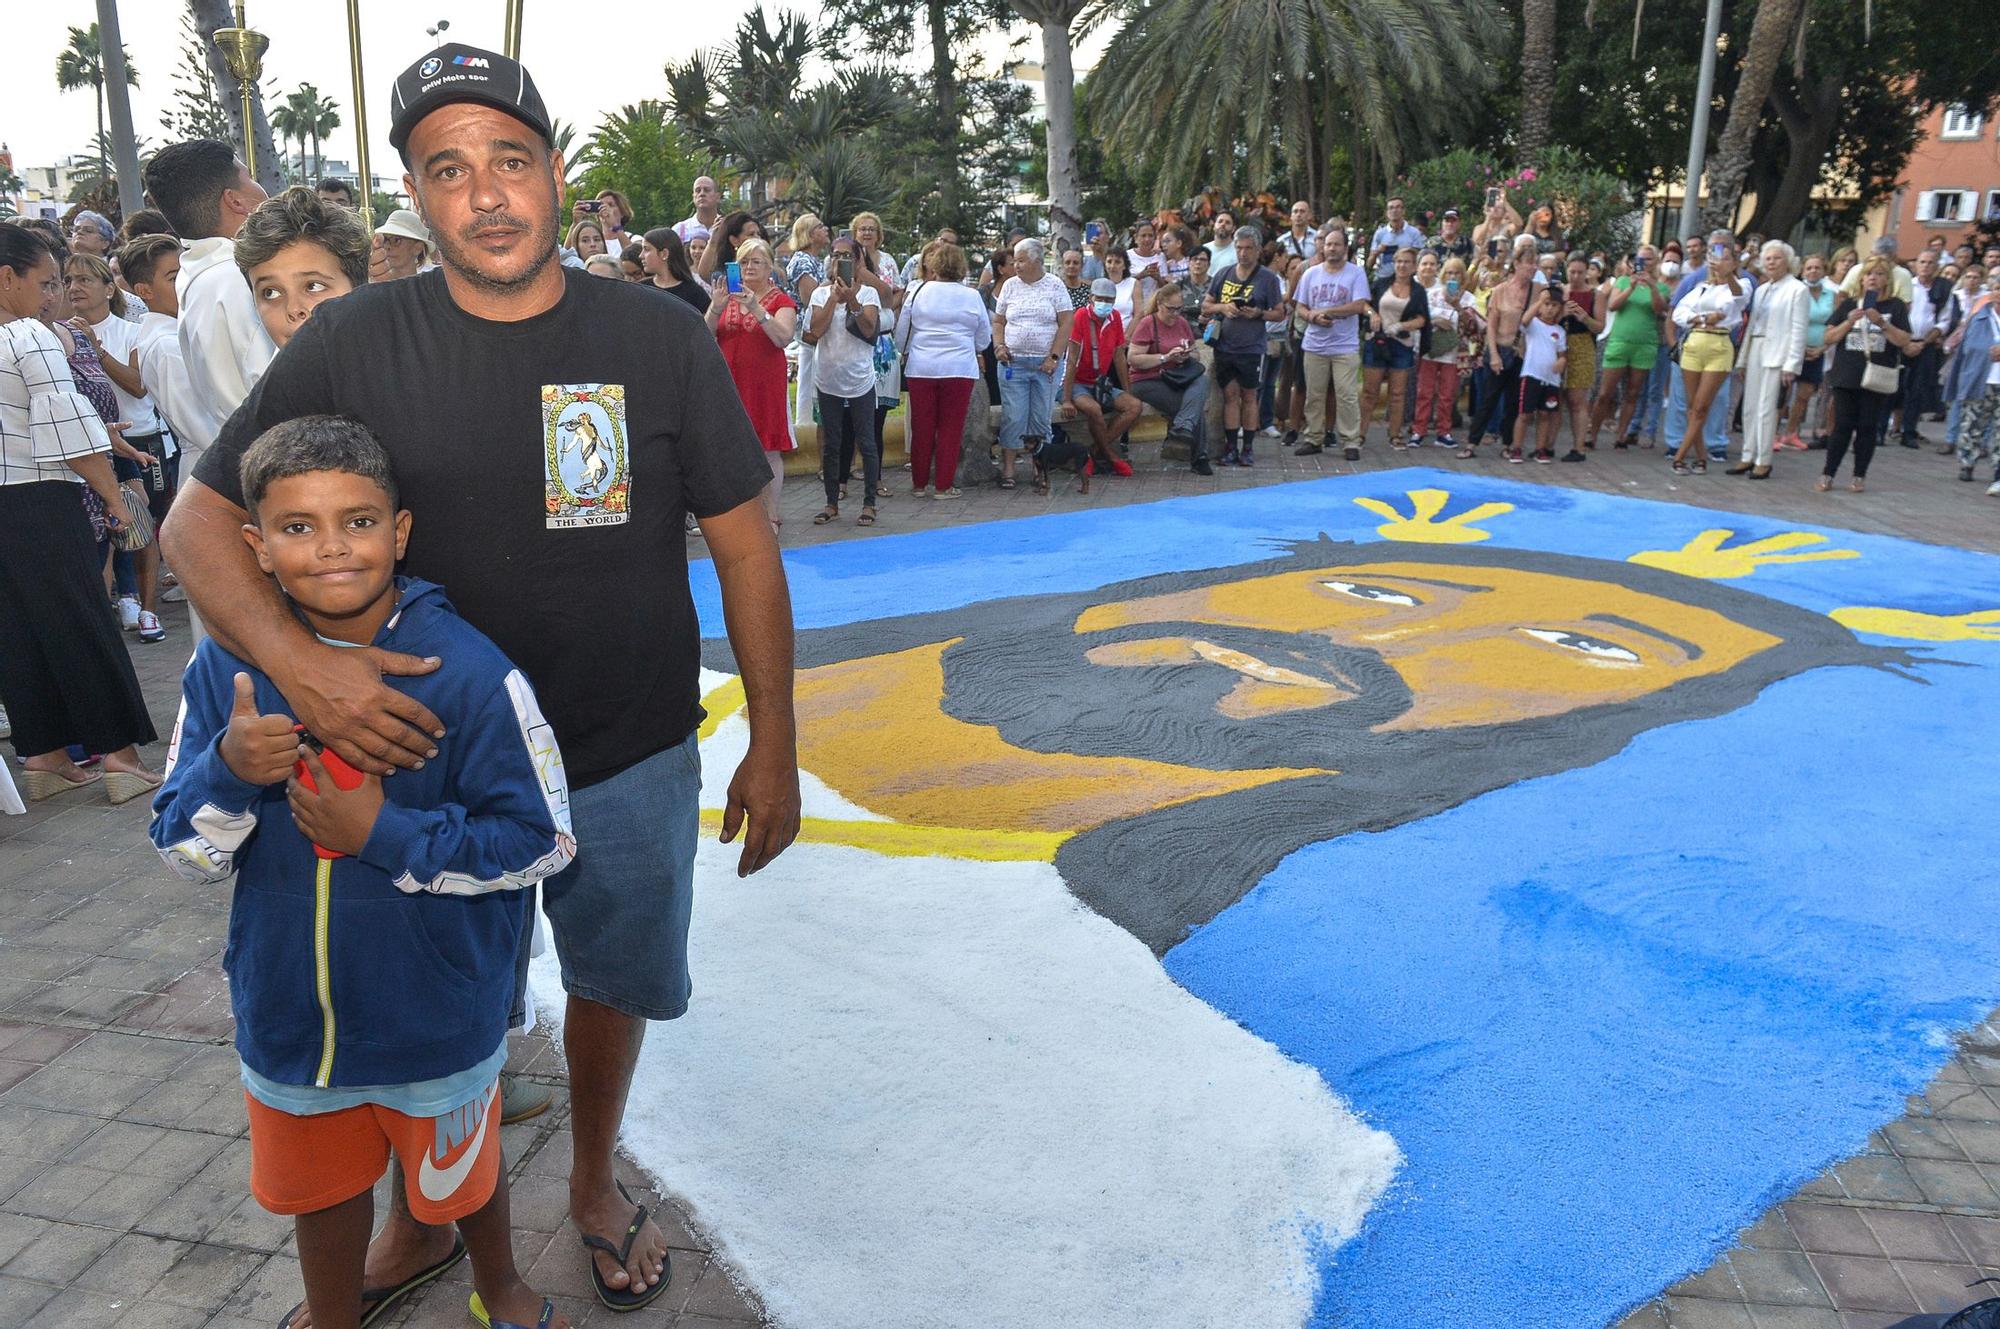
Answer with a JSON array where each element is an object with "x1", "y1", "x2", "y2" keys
[{"x1": 389, "y1": 44, "x2": 553, "y2": 158}]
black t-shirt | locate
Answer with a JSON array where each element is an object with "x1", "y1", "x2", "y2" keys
[
  {"x1": 198, "y1": 266, "x2": 772, "y2": 788},
  {"x1": 653, "y1": 278, "x2": 711, "y2": 315},
  {"x1": 1825, "y1": 296, "x2": 1910, "y2": 392}
]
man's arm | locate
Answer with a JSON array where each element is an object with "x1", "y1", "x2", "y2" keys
[
  {"x1": 695, "y1": 497, "x2": 801, "y2": 877},
  {"x1": 161, "y1": 479, "x2": 446, "y2": 776}
]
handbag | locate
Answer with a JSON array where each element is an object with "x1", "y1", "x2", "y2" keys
[
  {"x1": 1860, "y1": 358, "x2": 1901, "y2": 395},
  {"x1": 111, "y1": 483, "x2": 154, "y2": 552},
  {"x1": 1149, "y1": 321, "x2": 1205, "y2": 390}
]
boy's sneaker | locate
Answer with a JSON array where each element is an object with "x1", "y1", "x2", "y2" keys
[
  {"x1": 1987, "y1": 480, "x2": 2000, "y2": 498},
  {"x1": 1435, "y1": 433, "x2": 1458, "y2": 449},
  {"x1": 116, "y1": 595, "x2": 141, "y2": 632},
  {"x1": 1343, "y1": 444, "x2": 1361, "y2": 461},
  {"x1": 1534, "y1": 448, "x2": 1555, "y2": 464},
  {"x1": 1506, "y1": 447, "x2": 1525, "y2": 464},
  {"x1": 1559, "y1": 449, "x2": 1586, "y2": 463},
  {"x1": 137, "y1": 611, "x2": 166, "y2": 643},
  {"x1": 1259, "y1": 424, "x2": 1281, "y2": 438},
  {"x1": 1238, "y1": 443, "x2": 1254, "y2": 466}
]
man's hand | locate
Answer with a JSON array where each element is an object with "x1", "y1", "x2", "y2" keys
[
  {"x1": 288, "y1": 747, "x2": 385, "y2": 857},
  {"x1": 273, "y1": 641, "x2": 445, "y2": 777},
  {"x1": 720, "y1": 740, "x2": 800, "y2": 877},
  {"x1": 220, "y1": 672, "x2": 299, "y2": 785}
]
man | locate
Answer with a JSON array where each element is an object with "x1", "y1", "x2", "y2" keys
[
  {"x1": 1900, "y1": 249, "x2": 1955, "y2": 448},
  {"x1": 69, "y1": 209, "x2": 115, "y2": 257},
  {"x1": 316, "y1": 178, "x2": 356, "y2": 210},
  {"x1": 141, "y1": 138, "x2": 274, "y2": 462},
  {"x1": 1291, "y1": 223, "x2": 1373, "y2": 459},
  {"x1": 1276, "y1": 200, "x2": 1317, "y2": 263},
  {"x1": 1082, "y1": 219, "x2": 1113, "y2": 281},
  {"x1": 675, "y1": 175, "x2": 722, "y2": 245},
  {"x1": 1369, "y1": 195, "x2": 1425, "y2": 281},
  {"x1": 1201, "y1": 230, "x2": 1285, "y2": 466},
  {"x1": 1427, "y1": 208, "x2": 1472, "y2": 264},
  {"x1": 161, "y1": 43, "x2": 802, "y2": 1321},
  {"x1": 1662, "y1": 230, "x2": 1755, "y2": 459},
  {"x1": 1468, "y1": 237, "x2": 1539, "y2": 454},
  {"x1": 1841, "y1": 236, "x2": 1915, "y2": 303},
  {"x1": 371, "y1": 208, "x2": 432, "y2": 281},
  {"x1": 1205, "y1": 209, "x2": 1238, "y2": 267}
]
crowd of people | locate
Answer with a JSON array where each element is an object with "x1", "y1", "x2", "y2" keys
[{"x1": 3, "y1": 28, "x2": 1998, "y2": 1326}]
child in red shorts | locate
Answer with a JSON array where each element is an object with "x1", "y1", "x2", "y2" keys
[{"x1": 151, "y1": 417, "x2": 576, "y2": 1329}]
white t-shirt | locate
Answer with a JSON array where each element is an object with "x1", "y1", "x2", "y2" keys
[
  {"x1": 806, "y1": 286, "x2": 884, "y2": 400},
  {"x1": 1422, "y1": 283, "x2": 1477, "y2": 362},
  {"x1": 674, "y1": 213, "x2": 716, "y2": 245},
  {"x1": 1521, "y1": 315, "x2": 1567, "y2": 385},
  {"x1": 993, "y1": 273, "x2": 1071, "y2": 360},
  {"x1": 896, "y1": 280, "x2": 994, "y2": 380},
  {"x1": 1111, "y1": 277, "x2": 1138, "y2": 323},
  {"x1": 88, "y1": 314, "x2": 165, "y2": 440}
]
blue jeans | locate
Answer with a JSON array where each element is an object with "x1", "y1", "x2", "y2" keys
[
  {"x1": 1636, "y1": 347, "x2": 1671, "y2": 438},
  {"x1": 533, "y1": 733, "x2": 702, "y2": 1021},
  {"x1": 997, "y1": 362, "x2": 1057, "y2": 451},
  {"x1": 1663, "y1": 362, "x2": 1734, "y2": 455}
]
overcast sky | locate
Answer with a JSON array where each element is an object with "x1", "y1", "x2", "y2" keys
[{"x1": 5, "y1": 1, "x2": 1090, "y2": 188}]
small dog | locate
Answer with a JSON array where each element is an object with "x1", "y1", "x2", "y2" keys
[{"x1": 1030, "y1": 424, "x2": 1094, "y2": 494}]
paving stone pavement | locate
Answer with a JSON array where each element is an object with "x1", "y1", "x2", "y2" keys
[{"x1": 3, "y1": 414, "x2": 1996, "y2": 1328}]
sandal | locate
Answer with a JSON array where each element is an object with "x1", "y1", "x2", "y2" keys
[
  {"x1": 998, "y1": 476, "x2": 1017, "y2": 490},
  {"x1": 22, "y1": 767, "x2": 101, "y2": 802},
  {"x1": 277, "y1": 1236, "x2": 466, "y2": 1328},
  {"x1": 1456, "y1": 446, "x2": 1477, "y2": 459},
  {"x1": 468, "y1": 1290, "x2": 557, "y2": 1329},
  {"x1": 812, "y1": 507, "x2": 838, "y2": 525},
  {"x1": 1814, "y1": 475, "x2": 1833, "y2": 492},
  {"x1": 1850, "y1": 477, "x2": 1865, "y2": 492},
  {"x1": 578, "y1": 1179, "x2": 672, "y2": 1312},
  {"x1": 857, "y1": 508, "x2": 876, "y2": 526}
]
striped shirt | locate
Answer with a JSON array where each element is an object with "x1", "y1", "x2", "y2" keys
[{"x1": 0, "y1": 319, "x2": 112, "y2": 487}]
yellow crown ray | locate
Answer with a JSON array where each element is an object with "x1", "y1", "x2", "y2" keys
[
  {"x1": 1829, "y1": 607, "x2": 2000, "y2": 642},
  {"x1": 1352, "y1": 488, "x2": 1516, "y2": 544},
  {"x1": 1629, "y1": 529, "x2": 1860, "y2": 580}
]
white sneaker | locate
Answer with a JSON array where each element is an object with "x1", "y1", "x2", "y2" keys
[
  {"x1": 1259, "y1": 425, "x2": 1281, "y2": 438},
  {"x1": 138, "y1": 610, "x2": 166, "y2": 643},
  {"x1": 116, "y1": 595, "x2": 141, "y2": 632},
  {"x1": 0, "y1": 702, "x2": 10, "y2": 740},
  {"x1": 160, "y1": 585, "x2": 187, "y2": 603},
  {"x1": 1987, "y1": 480, "x2": 2000, "y2": 497}
]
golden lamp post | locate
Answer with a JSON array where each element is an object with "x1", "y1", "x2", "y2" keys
[{"x1": 211, "y1": 3, "x2": 268, "y2": 180}]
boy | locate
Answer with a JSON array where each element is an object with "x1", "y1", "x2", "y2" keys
[
  {"x1": 1512, "y1": 284, "x2": 1569, "y2": 464},
  {"x1": 151, "y1": 416, "x2": 576, "y2": 1329},
  {"x1": 234, "y1": 185, "x2": 372, "y2": 349}
]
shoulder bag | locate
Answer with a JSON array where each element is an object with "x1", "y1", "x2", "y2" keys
[
  {"x1": 1148, "y1": 320, "x2": 1204, "y2": 391},
  {"x1": 1860, "y1": 357, "x2": 1901, "y2": 395}
]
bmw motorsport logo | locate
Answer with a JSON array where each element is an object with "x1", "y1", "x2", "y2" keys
[{"x1": 419, "y1": 56, "x2": 443, "y2": 78}]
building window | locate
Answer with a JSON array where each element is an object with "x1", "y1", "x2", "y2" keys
[
  {"x1": 1941, "y1": 105, "x2": 1985, "y2": 139},
  {"x1": 1917, "y1": 189, "x2": 1973, "y2": 223},
  {"x1": 1987, "y1": 190, "x2": 2000, "y2": 223}
]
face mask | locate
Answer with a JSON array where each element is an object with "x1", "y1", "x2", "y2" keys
[
  {"x1": 1445, "y1": 279, "x2": 1461, "y2": 296},
  {"x1": 1092, "y1": 301, "x2": 1114, "y2": 318},
  {"x1": 1660, "y1": 260, "x2": 1682, "y2": 280}
]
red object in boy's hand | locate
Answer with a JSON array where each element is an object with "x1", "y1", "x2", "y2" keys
[{"x1": 292, "y1": 726, "x2": 368, "y2": 860}]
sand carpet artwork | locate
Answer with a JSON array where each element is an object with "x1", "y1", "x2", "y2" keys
[{"x1": 532, "y1": 468, "x2": 2000, "y2": 1329}]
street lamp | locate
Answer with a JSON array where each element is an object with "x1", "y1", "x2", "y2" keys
[{"x1": 426, "y1": 19, "x2": 450, "y2": 42}]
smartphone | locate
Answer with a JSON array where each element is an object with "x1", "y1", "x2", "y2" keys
[
  {"x1": 1862, "y1": 289, "x2": 1879, "y2": 311},
  {"x1": 1485, "y1": 186, "x2": 1501, "y2": 210},
  {"x1": 581, "y1": 200, "x2": 602, "y2": 213},
  {"x1": 1085, "y1": 222, "x2": 1103, "y2": 242},
  {"x1": 1486, "y1": 238, "x2": 1500, "y2": 259},
  {"x1": 835, "y1": 253, "x2": 855, "y2": 285},
  {"x1": 1632, "y1": 253, "x2": 1647, "y2": 271},
  {"x1": 725, "y1": 262, "x2": 743, "y2": 294}
]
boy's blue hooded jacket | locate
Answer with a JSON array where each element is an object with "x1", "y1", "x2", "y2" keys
[{"x1": 150, "y1": 579, "x2": 575, "y2": 1090}]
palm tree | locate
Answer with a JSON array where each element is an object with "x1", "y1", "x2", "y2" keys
[
  {"x1": 1518, "y1": 0, "x2": 1556, "y2": 166},
  {"x1": 1700, "y1": 0, "x2": 1805, "y2": 231},
  {"x1": 1087, "y1": 0, "x2": 1493, "y2": 212},
  {"x1": 272, "y1": 91, "x2": 310, "y2": 183},
  {"x1": 296, "y1": 83, "x2": 341, "y2": 183},
  {"x1": 55, "y1": 24, "x2": 140, "y2": 155}
]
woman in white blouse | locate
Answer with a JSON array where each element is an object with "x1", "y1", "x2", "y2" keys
[
  {"x1": 0, "y1": 228, "x2": 160, "y2": 803},
  {"x1": 1670, "y1": 243, "x2": 1749, "y2": 474},
  {"x1": 896, "y1": 240, "x2": 994, "y2": 499}
]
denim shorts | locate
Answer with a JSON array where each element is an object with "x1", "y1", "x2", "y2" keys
[
  {"x1": 519, "y1": 732, "x2": 702, "y2": 1022},
  {"x1": 1363, "y1": 338, "x2": 1416, "y2": 371}
]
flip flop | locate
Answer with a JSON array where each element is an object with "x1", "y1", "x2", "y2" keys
[
  {"x1": 578, "y1": 1179, "x2": 671, "y2": 1311},
  {"x1": 857, "y1": 509, "x2": 876, "y2": 527},
  {"x1": 275, "y1": 1236, "x2": 465, "y2": 1328},
  {"x1": 468, "y1": 1291, "x2": 558, "y2": 1329}
]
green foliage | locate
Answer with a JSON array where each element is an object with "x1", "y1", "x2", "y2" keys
[
  {"x1": 164, "y1": 10, "x2": 232, "y2": 143},
  {"x1": 1385, "y1": 145, "x2": 1637, "y2": 255},
  {"x1": 56, "y1": 22, "x2": 140, "y2": 151},
  {"x1": 570, "y1": 102, "x2": 706, "y2": 234}
]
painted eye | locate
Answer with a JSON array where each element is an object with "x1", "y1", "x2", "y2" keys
[
  {"x1": 1321, "y1": 580, "x2": 1419, "y2": 607},
  {"x1": 1520, "y1": 629, "x2": 1641, "y2": 663}
]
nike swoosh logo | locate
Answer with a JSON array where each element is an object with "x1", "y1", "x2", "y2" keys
[{"x1": 417, "y1": 1083, "x2": 495, "y2": 1204}]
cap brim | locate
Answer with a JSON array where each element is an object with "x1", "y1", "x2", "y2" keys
[{"x1": 392, "y1": 89, "x2": 552, "y2": 156}]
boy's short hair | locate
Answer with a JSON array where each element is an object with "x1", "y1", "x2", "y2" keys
[
  {"x1": 143, "y1": 139, "x2": 242, "y2": 240},
  {"x1": 118, "y1": 234, "x2": 182, "y2": 290},
  {"x1": 118, "y1": 208, "x2": 177, "y2": 242},
  {"x1": 239, "y1": 416, "x2": 400, "y2": 517},
  {"x1": 234, "y1": 187, "x2": 372, "y2": 291}
]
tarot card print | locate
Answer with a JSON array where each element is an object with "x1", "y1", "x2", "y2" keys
[{"x1": 543, "y1": 384, "x2": 630, "y2": 528}]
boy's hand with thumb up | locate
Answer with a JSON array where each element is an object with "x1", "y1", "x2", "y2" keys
[{"x1": 220, "y1": 673, "x2": 302, "y2": 786}]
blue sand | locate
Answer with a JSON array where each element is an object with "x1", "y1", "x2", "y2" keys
[{"x1": 696, "y1": 471, "x2": 2000, "y2": 1328}]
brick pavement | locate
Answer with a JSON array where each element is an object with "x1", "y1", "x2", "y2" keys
[{"x1": 3, "y1": 417, "x2": 1997, "y2": 1328}]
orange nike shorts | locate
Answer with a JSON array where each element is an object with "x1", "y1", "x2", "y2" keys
[{"x1": 244, "y1": 1078, "x2": 501, "y2": 1223}]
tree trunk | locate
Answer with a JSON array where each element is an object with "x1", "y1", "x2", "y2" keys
[
  {"x1": 1701, "y1": 0, "x2": 1804, "y2": 232},
  {"x1": 187, "y1": 0, "x2": 282, "y2": 192},
  {"x1": 95, "y1": 82, "x2": 108, "y2": 155},
  {"x1": 1753, "y1": 76, "x2": 1842, "y2": 241},
  {"x1": 1518, "y1": 0, "x2": 1557, "y2": 167},
  {"x1": 1031, "y1": 7, "x2": 1083, "y2": 250},
  {"x1": 926, "y1": 0, "x2": 960, "y2": 227}
]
